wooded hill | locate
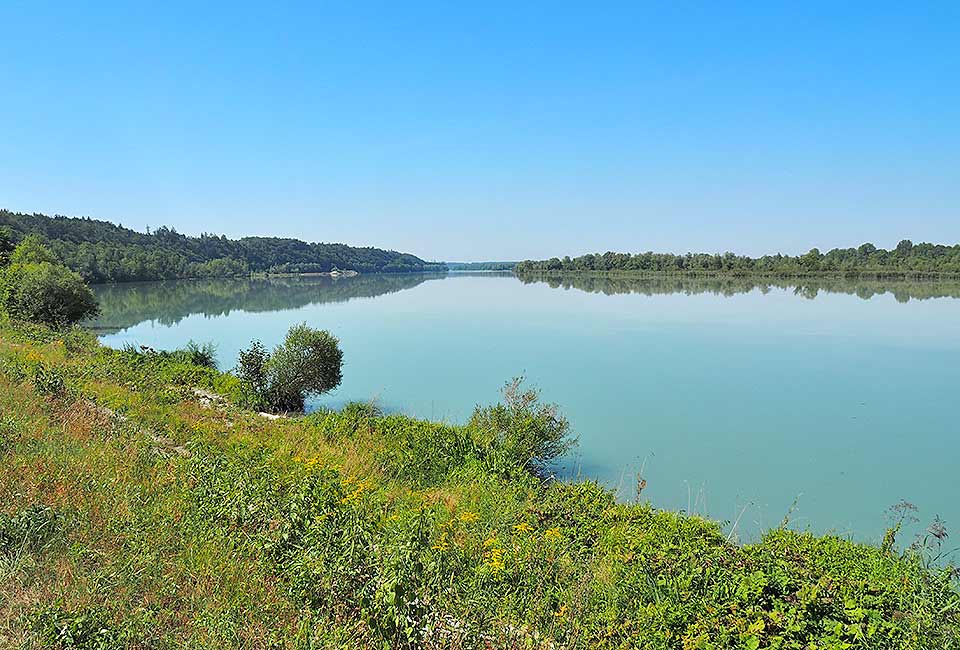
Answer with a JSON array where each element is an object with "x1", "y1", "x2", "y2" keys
[{"x1": 0, "y1": 210, "x2": 446, "y2": 283}]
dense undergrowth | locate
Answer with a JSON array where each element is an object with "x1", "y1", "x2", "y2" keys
[{"x1": 0, "y1": 318, "x2": 957, "y2": 648}]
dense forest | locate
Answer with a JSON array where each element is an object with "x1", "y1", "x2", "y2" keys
[
  {"x1": 514, "y1": 241, "x2": 960, "y2": 277},
  {"x1": 0, "y1": 210, "x2": 446, "y2": 283}
]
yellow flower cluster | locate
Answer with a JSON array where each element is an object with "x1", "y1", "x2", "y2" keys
[
  {"x1": 293, "y1": 455, "x2": 327, "y2": 469},
  {"x1": 339, "y1": 475, "x2": 373, "y2": 505},
  {"x1": 458, "y1": 510, "x2": 479, "y2": 523},
  {"x1": 482, "y1": 535, "x2": 505, "y2": 572},
  {"x1": 544, "y1": 527, "x2": 562, "y2": 541},
  {"x1": 513, "y1": 522, "x2": 533, "y2": 534}
]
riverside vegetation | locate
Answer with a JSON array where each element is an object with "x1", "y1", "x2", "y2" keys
[
  {"x1": 514, "y1": 241, "x2": 960, "y2": 278},
  {"x1": 0, "y1": 237, "x2": 958, "y2": 648}
]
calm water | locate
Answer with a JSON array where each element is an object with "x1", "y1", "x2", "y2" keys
[{"x1": 90, "y1": 273, "x2": 960, "y2": 543}]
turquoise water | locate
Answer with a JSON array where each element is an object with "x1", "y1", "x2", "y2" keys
[{"x1": 90, "y1": 274, "x2": 960, "y2": 543}]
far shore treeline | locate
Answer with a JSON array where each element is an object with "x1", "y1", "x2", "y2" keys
[
  {"x1": 0, "y1": 210, "x2": 446, "y2": 283},
  {"x1": 515, "y1": 241, "x2": 960, "y2": 277}
]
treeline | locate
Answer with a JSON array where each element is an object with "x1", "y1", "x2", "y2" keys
[
  {"x1": 515, "y1": 241, "x2": 960, "y2": 277},
  {"x1": 0, "y1": 210, "x2": 447, "y2": 283}
]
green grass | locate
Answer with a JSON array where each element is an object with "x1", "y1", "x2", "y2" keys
[{"x1": 0, "y1": 317, "x2": 957, "y2": 649}]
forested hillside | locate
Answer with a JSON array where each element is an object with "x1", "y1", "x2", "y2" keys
[
  {"x1": 0, "y1": 210, "x2": 446, "y2": 283},
  {"x1": 515, "y1": 241, "x2": 960, "y2": 277}
]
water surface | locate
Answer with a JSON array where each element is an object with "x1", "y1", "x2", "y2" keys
[{"x1": 91, "y1": 273, "x2": 960, "y2": 543}]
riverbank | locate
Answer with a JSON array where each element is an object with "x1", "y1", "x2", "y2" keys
[{"x1": 0, "y1": 318, "x2": 957, "y2": 648}]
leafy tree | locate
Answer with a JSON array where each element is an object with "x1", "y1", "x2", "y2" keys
[
  {"x1": 2, "y1": 262, "x2": 99, "y2": 326},
  {"x1": 0, "y1": 237, "x2": 99, "y2": 326},
  {"x1": 235, "y1": 324, "x2": 343, "y2": 412},
  {"x1": 0, "y1": 227, "x2": 14, "y2": 268}
]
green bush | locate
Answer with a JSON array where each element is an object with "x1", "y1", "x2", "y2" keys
[
  {"x1": 1, "y1": 261, "x2": 99, "y2": 326},
  {"x1": 236, "y1": 323, "x2": 343, "y2": 412},
  {"x1": 468, "y1": 377, "x2": 576, "y2": 477}
]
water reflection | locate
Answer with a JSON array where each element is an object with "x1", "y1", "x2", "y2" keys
[
  {"x1": 515, "y1": 272, "x2": 960, "y2": 302},
  {"x1": 89, "y1": 273, "x2": 448, "y2": 333}
]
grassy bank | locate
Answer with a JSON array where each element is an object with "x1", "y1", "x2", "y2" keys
[{"x1": 0, "y1": 319, "x2": 957, "y2": 649}]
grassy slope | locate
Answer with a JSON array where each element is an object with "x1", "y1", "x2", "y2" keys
[{"x1": 0, "y1": 320, "x2": 957, "y2": 649}]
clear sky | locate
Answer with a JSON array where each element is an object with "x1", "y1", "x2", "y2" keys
[{"x1": 1, "y1": 2, "x2": 957, "y2": 261}]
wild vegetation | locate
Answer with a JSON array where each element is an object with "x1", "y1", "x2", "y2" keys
[
  {"x1": 0, "y1": 330, "x2": 957, "y2": 646},
  {"x1": 0, "y1": 210, "x2": 447, "y2": 283},
  {"x1": 515, "y1": 241, "x2": 960, "y2": 278}
]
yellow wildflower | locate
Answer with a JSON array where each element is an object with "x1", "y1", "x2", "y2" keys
[
  {"x1": 513, "y1": 522, "x2": 533, "y2": 534},
  {"x1": 458, "y1": 511, "x2": 479, "y2": 523},
  {"x1": 554, "y1": 605, "x2": 569, "y2": 618},
  {"x1": 544, "y1": 527, "x2": 562, "y2": 541}
]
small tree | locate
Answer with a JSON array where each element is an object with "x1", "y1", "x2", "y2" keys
[{"x1": 236, "y1": 324, "x2": 343, "y2": 412}]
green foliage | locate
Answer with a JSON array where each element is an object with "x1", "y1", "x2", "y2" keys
[
  {"x1": 0, "y1": 505, "x2": 63, "y2": 556},
  {"x1": 32, "y1": 363, "x2": 68, "y2": 397},
  {"x1": 469, "y1": 377, "x2": 575, "y2": 477},
  {"x1": 236, "y1": 324, "x2": 343, "y2": 412},
  {"x1": 0, "y1": 226, "x2": 14, "y2": 267},
  {"x1": 515, "y1": 239, "x2": 960, "y2": 277},
  {"x1": 9, "y1": 233, "x2": 57, "y2": 265},
  {"x1": 0, "y1": 414, "x2": 22, "y2": 454},
  {"x1": 174, "y1": 340, "x2": 217, "y2": 369},
  {"x1": 0, "y1": 237, "x2": 99, "y2": 325},
  {"x1": 1, "y1": 209, "x2": 447, "y2": 282},
  {"x1": 29, "y1": 605, "x2": 136, "y2": 649}
]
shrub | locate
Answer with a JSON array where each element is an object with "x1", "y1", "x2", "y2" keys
[
  {"x1": 174, "y1": 340, "x2": 218, "y2": 368},
  {"x1": 235, "y1": 340, "x2": 270, "y2": 409},
  {"x1": 1, "y1": 261, "x2": 99, "y2": 326},
  {"x1": 236, "y1": 324, "x2": 343, "y2": 412},
  {"x1": 468, "y1": 378, "x2": 575, "y2": 477}
]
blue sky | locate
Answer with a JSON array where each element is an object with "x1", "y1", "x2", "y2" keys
[{"x1": 1, "y1": 2, "x2": 957, "y2": 261}]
